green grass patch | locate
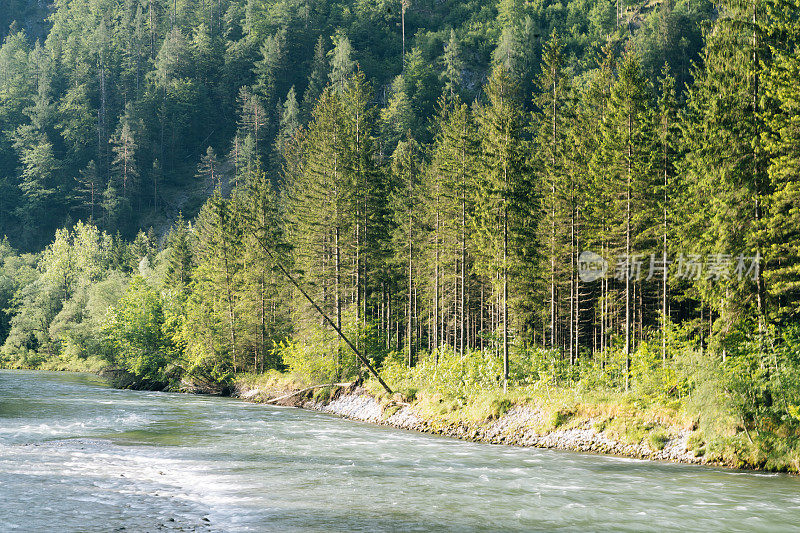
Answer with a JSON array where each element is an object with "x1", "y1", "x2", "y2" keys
[
  {"x1": 551, "y1": 406, "x2": 577, "y2": 428},
  {"x1": 312, "y1": 385, "x2": 334, "y2": 403},
  {"x1": 648, "y1": 427, "x2": 669, "y2": 450}
]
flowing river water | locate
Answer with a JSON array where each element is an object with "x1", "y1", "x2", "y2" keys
[{"x1": 1, "y1": 370, "x2": 799, "y2": 532}]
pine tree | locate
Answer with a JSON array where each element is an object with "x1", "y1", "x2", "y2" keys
[
  {"x1": 498, "y1": 0, "x2": 525, "y2": 29},
  {"x1": 241, "y1": 170, "x2": 288, "y2": 371},
  {"x1": 762, "y1": 0, "x2": 800, "y2": 322},
  {"x1": 680, "y1": 1, "x2": 770, "y2": 336},
  {"x1": 190, "y1": 22, "x2": 221, "y2": 87},
  {"x1": 656, "y1": 63, "x2": 678, "y2": 362},
  {"x1": 441, "y1": 29, "x2": 463, "y2": 100},
  {"x1": 389, "y1": 139, "x2": 422, "y2": 366},
  {"x1": 77, "y1": 160, "x2": 100, "y2": 223},
  {"x1": 57, "y1": 84, "x2": 95, "y2": 162},
  {"x1": 164, "y1": 212, "x2": 194, "y2": 298},
  {"x1": 600, "y1": 46, "x2": 657, "y2": 388},
  {"x1": 194, "y1": 189, "x2": 243, "y2": 371},
  {"x1": 404, "y1": 47, "x2": 439, "y2": 131},
  {"x1": 474, "y1": 65, "x2": 535, "y2": 390},
  {"x1": 275, "y1": 86, "x2": 300, "y2": 161},
  {"x1": 196, "y1": 146, "x2": 220, "y2": 189},
  {"x1": 110, "y1": 116, "x2": 139, "y2": 198},
  {"x1": 534, "y1": 31, "x2": 572, "y2": 352},
  {"x1": 101, "y1": 179, "x2": 130, "y2": 232},
  {"x1": 425, "y1": 96, "x2": 479, "y2": 356},
  {"x1": 284, "y1": 87, "x2": 346, "y2": 355},
  {"x1": 380, "y1": 76, "x2": 415, "y2": 154},
  {"x1": 302, "y1": 36, "x2": 328, "y2": 120},
  {"x1": 340, "y1": 71, "x2": 383, "y2": 331},
  {"x1": 15, "y1": 134, "x2": 60, "y2": 235},
  {"x1": 582, "y1": 42, "x2": 618, "y2": 358},
  {"x1": 329, "y1": 33, "x2": 355, "y2": 95},
  {"x1": 253, "y1": 30, "x2": 286, "y2": 109},
  {"x1": 235, "y1": 87, "x2": 268, "y2": 176}
]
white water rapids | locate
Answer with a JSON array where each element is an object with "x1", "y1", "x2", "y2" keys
[{"x1": 1, "y1": 370, "x2": 798, "y2": 532}]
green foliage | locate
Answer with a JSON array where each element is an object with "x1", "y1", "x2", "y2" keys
[
  {"x1": 101, "y1": 276, "x2": 177, "y2": 386},
  {"x1": 551, "y1": 405, "x2": 576, "y2": 428},
  {"x1": 0, "y1": 0, "x2": 799, "y2": 473},
  {"x1": 649, "y1": 427, "x2": 669, "y2": 450},
  {"x1": 273, "y1": 337, "x2": 338, "y2": 384},
  {"x1": 381, "y1": 347, "x2": 511, "y2": 401}
]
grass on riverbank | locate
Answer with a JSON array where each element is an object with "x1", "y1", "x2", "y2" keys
[
  {"x1": 356, "y1": 348, "x2": 800, "y2": 473},
  {"x1": 364, "y1": 371, "x2": 690, "y2": 448},
  {"x1": 4, "y1": 344, "x2": 798, "y2": 473},
  {"x1": 211, "y1": 343, "x2": 800, "y2": 473},
  {"x1": 0, "y1": 353, "x2": 108, "y2": 374}
]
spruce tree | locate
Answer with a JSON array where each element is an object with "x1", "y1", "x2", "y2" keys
[
  {"x1": 762, "y1": 0, "x2": 800, "y2": 322},
  {"x1": 533, "y1": 31, "x2": 572, "y2": 352},
  {"x1": 253, "y1": 30, "x2": 286, "y2": 110},
  {"x1": 302, "y1": 36, "x2": 328, "y2": 120},
  {"x1": 275, "y1": 85, "x2": 300, "y2": 161},
  {"x1": 680, "y1": 1, "x2": 770, "y2": 335},
  {"x1": 110, "y1": 116, "x2": 139, "y2": 198},
  {"x1": 196, "y1": 146, "x2": 220, "y2": 189},
  {"x1": 441, "y1": 29, "x2": 463, "y2": 100},
  {"x1": 425, "y1": 96, "x2": 479, "y2": 356},
  {"x1": 600, "y1": 46, "x2": 657, "y2": 388},
  {"x1": 329, "y1": 33, "x2": 355, "y2": 95},
  {"x1": 389, "y1": 139, "x2": 422, "y2": 366},
  {"x1": 474, "y1": 65, "x2": 534, "y2": 390}
]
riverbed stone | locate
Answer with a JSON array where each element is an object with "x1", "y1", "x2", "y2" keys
[{"x1": 234, "y1": 383, "x2": 703, "y2": 467}]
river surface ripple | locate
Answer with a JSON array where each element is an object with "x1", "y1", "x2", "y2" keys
[{"x1": 1, "y1": 370, "x2": 798, "y2": 532}]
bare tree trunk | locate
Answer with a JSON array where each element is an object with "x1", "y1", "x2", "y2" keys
[
  {"x1": 575, "y1": 206, "x2": 580, "y2": 364},
  {"x1": 408, "y1": 200, "x2": 414, "y2": 367},
  {"x1": 569, "y1": 198, "x2": 575, "y2": 366},
  {"x1": 662, "y1": 105, "x2": 669, "y2": 365},
  {"x1": 260, "y1": 275, "x2": 266, "y2": 373},
  {"x1": 335, "y1": 224, "x2": 342, "y2": 374},
  {"x1": 625, "y1": 115, "x2": 632, "y2": 391},
  {"x1": 223, "y1": 250, "x2": 237, "y2": 372},
  {"x1": 434, "y1": 189, "x2": 440, "y2": 361},
  {"x1": 460, "y1": 182, "x2": 466, "y2": 359},
  {"x1": 503, "y1": 183, "x2": 509, "y2": 393}
]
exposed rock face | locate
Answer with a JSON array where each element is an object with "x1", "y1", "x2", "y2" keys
[
  {"x1": 320, "y1": 394, "x2": 384, "y2": 421},
  {"x1": 235, "y1": 384, "x2": 704, "y2": 466}
]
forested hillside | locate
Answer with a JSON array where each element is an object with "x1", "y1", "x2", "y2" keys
[
  {"x1": 0, "y1": 0, "x2": 711, "y2": 249},
  {"x1": 1, "y1": 0, "x2": 800, "y2": 470}
]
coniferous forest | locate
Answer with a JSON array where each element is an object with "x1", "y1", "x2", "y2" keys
[{"x1": 1, "y1": 0, "x2": 800, "y2": 470}]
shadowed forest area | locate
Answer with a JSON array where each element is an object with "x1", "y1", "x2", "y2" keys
[{"x1": 1, "y1": 0, "x2": 799, "y2": 470}]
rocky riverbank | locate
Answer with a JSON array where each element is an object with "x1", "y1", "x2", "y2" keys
[{"x1": 232, "y1": 381, "x2": 704, "y2": 466}]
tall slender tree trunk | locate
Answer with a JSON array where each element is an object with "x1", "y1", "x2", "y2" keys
[
  {"x1": 460, "y1": 167, "x2": 466, "y2": 359},
  {"x1": 223, "y1": 251, "x2": 238, "y2": 372},
  {"x1": 503, "y1": 174, "x2": 509, "y2": 393},
  {"x1": 434, "y1": 204, "x2": 440, "y2": 362},
  {"x1": 335, "y1": 223, "x2": 342, "y2": 374},
  {"x1": 569, "y1": 198, "x2": 575, "y2": 366},
  {"x1": 408, "y1": 192, "x2": 414, "y2": 367},
  {"x1": 625, "y1": 116, "x2": 632, "y2": 391},
  {"x1": 662, "y1": 123, "x2": 668, "y2": 366},
  {"x1": 752, "y1": 0, "x2": 765, "y2": 331},
  {"x1": 550, "y1": 189, "x2": 557, "y2": 349},
  {"x1": 574, "y1": 206, "x2": 580, "y2": 364},
  {"x1": 260, "y1": 275, "x2": 266, "y2": 373}
]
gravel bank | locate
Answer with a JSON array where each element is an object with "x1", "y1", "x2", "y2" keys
[{"x1": 234, "y1": 383, "x2": 704, "y2": 466}]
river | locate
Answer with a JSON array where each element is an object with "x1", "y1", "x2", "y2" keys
[{"x1": 1, "y1": 370, "x2": 798, "y2": 532}]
